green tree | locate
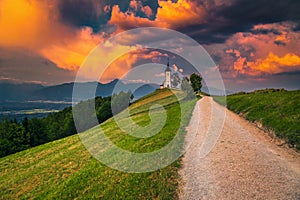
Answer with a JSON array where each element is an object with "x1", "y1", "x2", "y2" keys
[
  {"x1": 129, "y1": 90, "x2": 134, "y2": 103},
  {"x1": 111, "y1": 91, "x2": 132, "y2": 114},
  {"x1": 0, "y1": 118, "x2": 10, "y2": 157},
  {"x1": 22, "y1": 117, "x2": 29, "y2": 133},
  {"x1": 11, "y1": 124, "x2": 30, "y2": 152},
  {"x1": 97, "y1": 101, "x2": 112, "y2": 123},
  {"x1": 59, "y1": 108, "x2": 76, "y2": 137},
  {"x1": 28, "y1": 118, "x2": 47, "y2": 146},
  {"x1": 0, "y1": 94, "x2": 114, "y2": 157},
  {"x1": 181, "y1": 77, "x2": 190, "y2": 91},
  {"x1": 181, "y1": 77, "x2": 196, "y2": 100},
  {"x1": 172, "y1": 72, "x2": 181, "y2": 88},
  {"x1": 190, "y1": 73, "x2": 202, "y2": 93},
  {"x1": 0, "y1": 118, "x2": 30, "y2": 157}
]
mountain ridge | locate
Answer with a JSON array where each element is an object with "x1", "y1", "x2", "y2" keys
[{"x1": 0, "y1": 79, "x2": 159, "y2": 102}]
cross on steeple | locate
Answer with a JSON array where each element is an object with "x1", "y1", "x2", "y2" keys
[
  {"x1": 165, "y1": 56, "x2": 171, "y2": 72},
  {"x1": 167, "y1": 57, "x2": 169, "y2": 66}
]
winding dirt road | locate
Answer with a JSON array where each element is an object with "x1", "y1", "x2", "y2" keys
[{"x1": 179, "y1": 97, "x2": 300, "y2": 199}]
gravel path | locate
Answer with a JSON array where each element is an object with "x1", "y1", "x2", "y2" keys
[{"x1": 179, "y1": 97, "x2": 300, "y2": 200}]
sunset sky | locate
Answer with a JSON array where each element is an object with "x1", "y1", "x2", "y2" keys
[{"x1": 0, "y1": 0, "x2": 299, "y2": 92}]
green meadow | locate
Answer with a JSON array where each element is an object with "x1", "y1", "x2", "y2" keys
[
  {"x1": 214, "y1": 89, "x2": 300, "y2": 149},
  {"x1": 0, "y1": 89, "x2": 197, "y2": 199}
]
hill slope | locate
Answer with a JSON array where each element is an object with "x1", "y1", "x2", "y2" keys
[
  {"x1": 214, "y1": 89, "x2": 300, "y2": 149},
  {"x1": 0, "y1": 89, "x2": 197, "y2": 199}
]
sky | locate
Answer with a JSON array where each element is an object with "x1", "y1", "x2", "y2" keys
[{"x1": 0, "y1": 0, "x2": 299, "y2": 92}]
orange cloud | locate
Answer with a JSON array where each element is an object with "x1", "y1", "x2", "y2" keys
[
  {"x1": 0, "y1": 0, "x2": 206, "y2": 82},
  {"x1": 141, "y1": 6, "x2": 153, "y2": 18},
  {"x1": 0, "y1": 0, "x2": 105, "y2": 72},
  {"x1": 249, "y1": 52, "x2": 300, "y2": 74},
  {"x1": 156, "y1": 0, "x2": 206, "y2": 28},
  {"x1": 226, "y1": 49, "x2": 241, "y2": 57},
  {"x1": 40, "y1": 27, "x2": 104, "y2": 71},
  {"x1": 231, "y1": 52, "x2": 300, "y2": 76},
  {"x1": 129, "y1": 0, "x2": 153, "y2": 17},
  {"x1": 0, "y1": 0, "x2": 63, "y2": 49},
  {"x1": 233, "y1": 57, "x2": 247, "y2": 72},
  {"x1": 275, "y1": 32, "x2": 289, "y2": 45},
  {"x1": 221, "y1": 22, "x2": 300, "y2": 77},
  {"x1": 100, "y1": 49, "x2": 168, "y2": 82},
  {"x1": 109, "y1": 5, "x2": 157, "y2": 31},
  {"x1": 109, "y1": 0, "x2": 206, "y2": 31},
  {"x1": 101, "y1": 51, "x2": 139, "y2": 82}
]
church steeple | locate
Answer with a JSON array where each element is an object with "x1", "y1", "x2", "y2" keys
[
  {"x1": 165, "y1": 57, "x2": 171, "y2": 72},
  {"x1": 164, "y1": 56, "x2": 171, "y2": 88}
]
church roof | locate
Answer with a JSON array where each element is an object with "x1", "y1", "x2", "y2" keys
[
  {"x1": 165, "y1": 66, "x2": 171, "y2": 72},
  {"x1": 165, "y1": 58, "x2": 171, "y2": 72}
]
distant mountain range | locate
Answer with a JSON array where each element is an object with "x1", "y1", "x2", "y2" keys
[{"x1": 0, "y1": 80, "x2": 159, "y2": 102}]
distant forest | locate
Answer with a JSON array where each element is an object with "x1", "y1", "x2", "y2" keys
[{"x1": 0, "y1": 91, "x2": 133, "y2": 158}]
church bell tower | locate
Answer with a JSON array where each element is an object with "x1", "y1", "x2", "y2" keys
[{"x1": 164, "y1": 57, "x2": 171, "y2": 88}]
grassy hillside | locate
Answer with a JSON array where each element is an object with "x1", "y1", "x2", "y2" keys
[
  {"x1": 0, "y1": 89, "x2": 197, "y2": 199},
  {"x1": 214, "y1": 89, "x2": 300, "y2": 149}
]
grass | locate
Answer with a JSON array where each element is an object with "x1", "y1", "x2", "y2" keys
[
  {"x1": 0, "y1": 89, "x2": 197, "y2": 199},
  {"x1": 214, "y1": 89, "x2": 300, "y2": 149}
]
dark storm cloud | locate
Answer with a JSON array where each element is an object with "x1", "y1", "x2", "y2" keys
[
  {"x1": 58, "y1": 0, "x2": 110, "y2": 32},
  {"x1": 142, "y1": 0, "x2": 159, "y2": 11},
  {"x1": 57, "y1": 0, "x2": 300, "y2": 44},
  {"x1": 108, "y1": 0, "x2": 159, "y2": 20},
  {"x1": 273, "y1": 70, "x2": 300, "y2": 76},
  {"x1": 292, "y1": 20, "x2": 300, "y2": 31},
  {"x1": 274, "y1": 40, "x2": 286, "y2": 46},
  {"x1": 133, "y1": 0, "x2": 159, "y2": 19},
  {"x1": 58, "y1": 0, "x2": 159, "y2": 32},
  {"x1": 250, "y1": 28, "x2": 281, "y2": 35},
  {"x1": 103, "y1": 0, "x2": 131, "y2": 12},
  {"x1": 179, "y1": 24, "x2": 231, "y2": 44},
  {"x1": 179, "y1": 0, "x2": 300, "y2": 44},
  {"x1": 219, "y1": 0, "x2": 300, "y2": 25}
]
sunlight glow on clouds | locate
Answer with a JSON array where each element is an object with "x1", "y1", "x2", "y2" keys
[
  {"x1": 40, "y1": 27, "x2": 104, "y2": 71},
  {"x1": 249, "y1": 53, "x2": 300, "y2": 74},
  {"x1": 109, "y1": 0, "x2": 206, "y2": 30},
  {"x1": 101, "y1": 49, "x2": 168, "y2": 83},
  {"x1": 0, "y1": 0, "x2": 299, "y2": 90},
  {"x1": 0, "y1": 0, "x2": 104, "y2": 72},
  {"x1": 0, "y1": 0, "x2": 61, "y2": 48}
]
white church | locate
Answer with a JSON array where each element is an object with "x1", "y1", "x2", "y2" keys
[
  {"x1": 163, "y1": 59, "x2": 171, "y2": 88},
  {"x1": 160, "y1": 57, "x2": 180, "y2": 89}
]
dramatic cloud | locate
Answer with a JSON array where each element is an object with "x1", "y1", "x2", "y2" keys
[
  {"x1": 156, "y1": 0, "x2": 206, "y2": 28},
  {"x1": 178, "y1": 0, "x2": 300, "y2": 44},
  {"x1": 109, "y1": 5, "x2": 157, "y2": 30},
  {"x1": 0, "y1": 0, "x2": 63, "y2": 49},
  {"x1": 0, "y1": 0, "x2": 107, "y2": 73},
  {"x1": 248, "y1": 53, "x2": 300, "y2": 75},
  {"x1": 206, "y1": 21, "x2": 300, "y2": 82},
  {"x1": 40, "y1": 27, "x2": 104, "y2": 71},
  {"x1": 101, "y1": 49, "x2": 168, "y2": 82},
  {"x1": 109, "y1": 0, "x2": 206, "y2": 30},
  {"x1": 129, "y1": 0, "x2": 153, "y2": 18},
  {"x1": 218, "y1": 0, "x2": 300, "y2": 25},
  {"x1": 0, "y1": 0, "x2": 299, "y2": 90},
  {"x1": 58, "y1": 0, "x2": 109, "y2": 32}
]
